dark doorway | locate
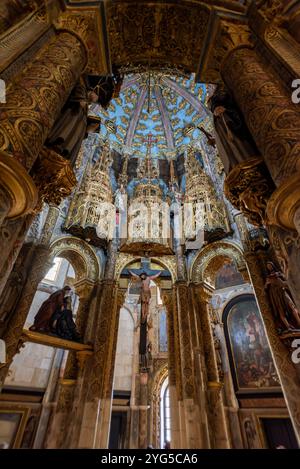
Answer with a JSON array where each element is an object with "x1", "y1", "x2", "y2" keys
[
  {"x1": 261, "y1": 418, "x2": 298, "y2": 449},
  {"x1": 108, "y1": 411, "x2": 127, "y2": 449}
]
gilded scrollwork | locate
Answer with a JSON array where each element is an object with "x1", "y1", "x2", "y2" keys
[
  {"x1": 32, "y1": 147, "x2": 77, "y2": 207},
  {"x1": 49, "y1": 236, "x2": 100, "y2": 282},
  {"x1": 224, "y1": 158, "x2": 275, "y2": 226},
  {"x1": 106, "y1": 2, "x2": 210, "y2": 73},
  {"x1": 190, "y1": 240, "x2": 245, "y2": 285},
  {"x1": 0, "y1": 31, "x2": 86, "y2": 171}
]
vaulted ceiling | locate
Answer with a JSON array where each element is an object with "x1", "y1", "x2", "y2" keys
[{"x1": 92, "y1": 72, "x2": 210, "y2": 158}]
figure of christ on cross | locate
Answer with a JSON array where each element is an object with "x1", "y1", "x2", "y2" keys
[{"x1": 129, "y1": 268, "x2": 162, "y2": 368}]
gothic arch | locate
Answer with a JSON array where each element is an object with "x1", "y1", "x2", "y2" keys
[
  {"x1": 49, "y1": 236, "x2": 100, "y2": 282},
  {"x1": 190, "y1": 240, "x2": 246, "y2": 287}
]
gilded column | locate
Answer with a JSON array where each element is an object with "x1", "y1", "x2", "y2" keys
[
  {"x1": 0, "y1": 29, "x2": 87, "y2": 171},
  {"x1": 244, "y1": 248, "x2": 300, "y2": 445},
  {"x1": 0, "y1": 243, "x2": 52, "y2": 387},
  {"x1": 175, "y1": 281, "x2": 202, "y2": 448},
  {"x1": 162, "y1": 289, "x2": 182, "y2": 449},
  {"x1": 222, "y1": 43, "x2": 300, "y2": 310},
  {"x1": 0, "y1": 204, "x2": 59, "y2": 298},
  {"x1": 76, "y1": 280, "x2": 121, "y2": 448},
  {"x1": 193, "y1": 283, "x2": 230, "y2": 449},
  {"x1": 222, "y1": 45, "x2": 300, "y2": 230}
]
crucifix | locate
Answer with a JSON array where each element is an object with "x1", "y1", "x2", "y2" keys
[{"x1": 128, "y1": 258, "x2": 163, "y2": 370}]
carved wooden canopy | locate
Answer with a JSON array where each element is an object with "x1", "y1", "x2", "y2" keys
[{"x1": 62, "y1": 0, "x2": 249, "y2": 81}]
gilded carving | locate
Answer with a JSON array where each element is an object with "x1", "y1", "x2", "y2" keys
[
  {"x1": 106, "y1": 2, "x2": 210, "y2": 73},
  {"x1": 224, "y1": 158, "x2": 275, "y2": 226},
  {"x1": 0, "y1": 30, "x2": 86, "y2": 170},
  {"x1": 50, "y1": 236, "x2": 100, "y2": 282},
  {"x1": 222, "y1": 46, "x2": 300, "y2": 231},
  {"x1": 190, "y1": 240, "x2": 245, "y2": 285},
  {"x1": 55, "y1": 9, "x2": 108, "y2": 75},
  {"x1": 32, "y1": 147, "x2": 77, "y2": 207},
  {"x1": 245, "y1": 250, "x2": 300, "y2": 440}
]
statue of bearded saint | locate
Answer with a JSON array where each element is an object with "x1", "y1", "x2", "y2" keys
[{"x1": 129, "y1": 270, "x2": 161, "y2": 367}]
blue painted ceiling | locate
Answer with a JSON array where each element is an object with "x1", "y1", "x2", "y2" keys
[{"x1": 94, "y1": 72, "x2": 210, "y2": 158}]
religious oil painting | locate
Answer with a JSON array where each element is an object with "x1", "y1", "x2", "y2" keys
[
  {"x1": 225, "y1": 296, "x2": 280, "y2": 393},
  {"x1": 215, "y1": 261, "x2": 245, "y2": 290}
]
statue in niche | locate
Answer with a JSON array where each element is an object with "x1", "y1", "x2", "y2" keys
[
  {"x1": 45, "y1": 70, "x2": 123, "y2": 166},
  {"x1": 264, "y1": 261, "x2": 300, "y2": 333},
  {"x1": 208, "y1": 85, "x2": 259, "y2": 175},
  {"x1": 45, "y1": 79, "x2": 101, "y2": 166},
  {"x1": 129, "y1": 270, "x2": 161, "y2": 368},
  {"x1": 29, "y1": 286, "x2": 80, "y2": 341}
]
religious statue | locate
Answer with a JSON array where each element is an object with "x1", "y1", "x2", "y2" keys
[
  {"x1": 129, "y1": 270, "x2": 161, "y2": 368},
  {"x1": 264, "y1": 261, "x2": 300, "y2": 332},
  {"x1": 208, "y1": 85, "x2": 259, "y2": 175},
  {"x1": 29, "y1": 286, "x2": 80, "y2": 341},
  {"x1": 45, "y1": 79, "x2": 101, "y2": 166},
  {"x1": 45, "y1": 70, "x2": 123, "y2": 166},
  {"x1": 50, "y1": 289, "x2": 81, "y2": 342}
]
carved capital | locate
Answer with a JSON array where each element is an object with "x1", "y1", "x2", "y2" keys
[
  {"x1": 224, "y1": 158, "x2": 275, "y2": 226},
  {"x1": 33, "y1": 147, "x2": 77, "y2": 207}
]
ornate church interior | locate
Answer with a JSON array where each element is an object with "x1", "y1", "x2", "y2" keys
[{"x1": 1, "y1": 0, "x2": 300, "y2": 450}]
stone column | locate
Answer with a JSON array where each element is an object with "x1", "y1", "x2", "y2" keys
[
  {"x1": 0, "y1": 243, "x2": 52, "y2": 387},
  {"x1": 222, "y1": 45, "x2": 300, "y2": 309},
  {"x1": 33, "y1": 348, "x2": 65, "y2": 448},
  {"x1": 175, "y1": 281, "x2": 202, "y2": 448},
  {"x1": 138, "y1": 371, "x2": 149, "y2": 449},
  {"x1": 76, "y1": 282, "x2": 123, "y2": 448},
  {"x1": 162, "y1": 289, "x2": 182, "y2": 449},
  {"x1": 0, "y1": 29, "x2": 86, "y2": 171},
  {"x1": 244, "y1": 248, "x2": 300, "y2": 445},
  {"x1": 193, "y1": 283, "x2": 230, "y2": 449}
]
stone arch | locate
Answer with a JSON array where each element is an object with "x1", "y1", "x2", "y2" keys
[
  {"x1": 49, "y1": 236, "x2": 100, "y2": 282},
  {"x1": 190, "y1": 240, "x2": 246, "y2": 287}
]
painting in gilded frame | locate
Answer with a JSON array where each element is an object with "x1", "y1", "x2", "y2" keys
[{"x1": 224, "y1": 295, "x2": 280, "y2": 394}]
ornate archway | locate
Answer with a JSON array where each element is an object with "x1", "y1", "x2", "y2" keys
[
  {"x1": 190, "y1": 240, "x2": 246, "y2": 286},
  {"x1": 49, "y1": 236, "x2": 101, "y2": 282}
]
